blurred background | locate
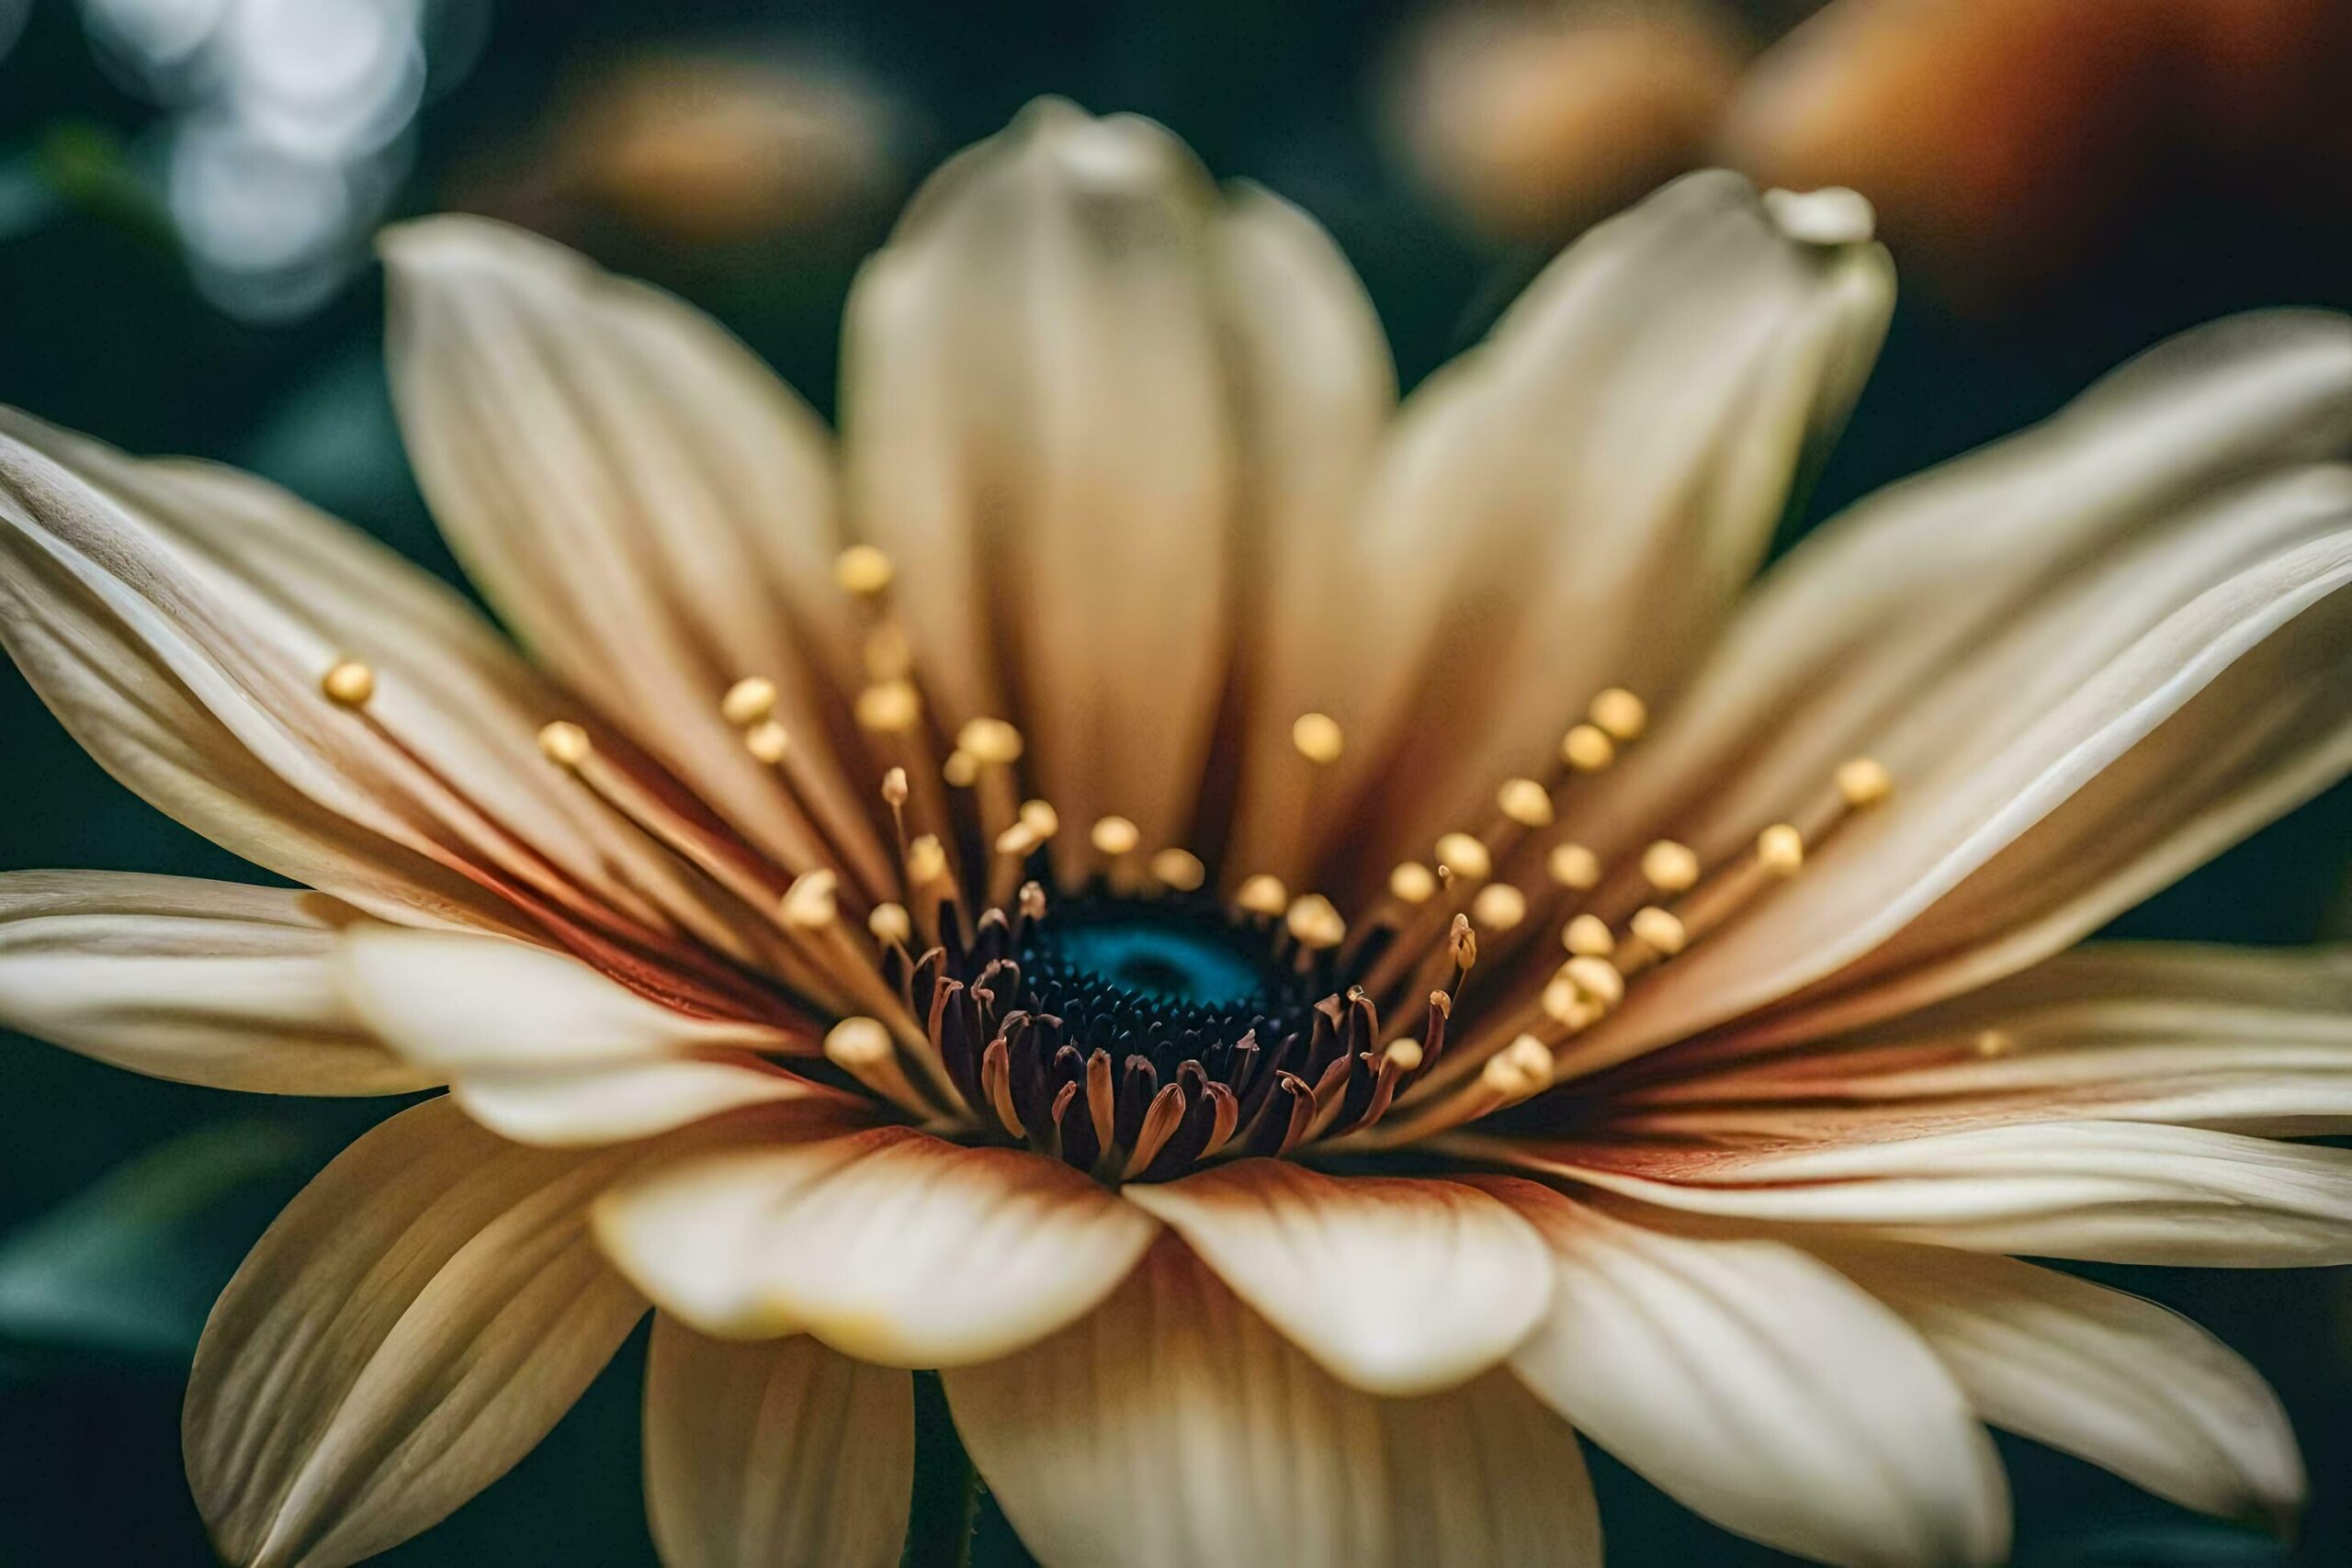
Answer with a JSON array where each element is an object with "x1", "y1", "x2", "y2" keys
[{"x1": 1, "y1": 0, "x2": 2349, "y2": 1562}]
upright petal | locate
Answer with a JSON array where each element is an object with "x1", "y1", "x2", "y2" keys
[
  {"x1": 1321, "y1": 169, "x2": 1893, "y2": 878},
  {"x1": 1205, "y1": 184, "x2": 1397, "y2": 887},
  {"x1": 594, "y1": 1124, "x2": 1159, "y2": 1363},
  {"x1": 1544, "y1": 314, "x2": 2352, "y2": 1065},
  {"x1": 1613, "y1": 942, "x2": 2352, "y2": 1142},
  {"x1": 842, "y1": 99, "x2": 1238, "y2": 866},
  {"x1": 0, "y1": 871, "x2": 428, "y2": 1095},
  {"x1": 1123, "y1": 1159, "x2": 1550, "y2": 1397},
  {"x1": 1462, "y1": 1120, "x2": 2352, "y2": 1265},
  {"x1": 1818, "y1": 1242, "x2": 2303, "y2": 1527},
  {"x1": 185, "y1": 1099, "x2": 647, "y2": 1568},
  {"x1": 336, "y1": 923, "x2": 831, "y2": 1145},
  {"x1": 1479, "y1": 1179, "x2": 2007, "y2": 1568},
  {"x1": 380, "y1": 216, "x2": 889, "y2": 895},
  {"x1": 944, "y1": 1237, "x2": 1600, "y2": 1568},
  {"x1": 643, "y1": 1315, "x2": 912, "y2": 1568}
]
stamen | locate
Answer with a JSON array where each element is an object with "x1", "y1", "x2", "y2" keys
[
  {"x1": 719, "y1": 676, "x2": 777, "y2": 728},
  {"x1": 1285, "y1": 893, "x2": 1346, "y2": 953},
  {"x1": 320, "y1": 658, "x2": 376, "y2": 707},
  {"x1": 1546, "y1": 841, "x2": 1601, "y2": 890},
  {"x1": 1470, "y1": 883, "x2": 1528, "y2": 932},
  {"x1": 1640, "y1": 840, "x2": 1701, "y2": 895},
  {"x1": 833, "y1": 545, "x2": 896, "y2": 598},
  {"x1": 744, "y1": 722, "x2": 791, "y2": 764},
  {"x1": 1588, "y1": 687, "x2": 1647, "y2": 741},
  {"x1": 1562, "y1": 913, "x2": 1614, "y2": 957},
  {"x1": 538, "y1": 720, "x2": 592, "y2": 767},
  {"x1": 1434, "y1": 831, "x2": 1492, "y2": 883},
  {"x1": 1837, "y1": 755, "x2": 1894, "y2": 808},
  {"x1": 825, "y1": 1016, "x2": 929, "y2": 1115},
  {"x1": 1150, "y1": 849, "x2": 1207, "y2": 893},
  {"x1": 1291, "y1": 712, "x2": 1344, "y2": 765},
  {"x1": 1235, "y1": 874, "x2": 1288, "y2": 918},
  {"x1": 1390, "y1": 863, "x2": 1439, "y2": 904},
  {"x1": 855, "y1": 680, "x2": 922, "y2": 735},
  {"x1": 1757, "y1": 822, "x2": 1805, "y2": 874},
  {"x1": 1560, "y1": 723, "x2": 1614, "y2": 773},
  {"x1": 1497, "y1": 777, "x2": 1555, "y2": 828},
  {"x1": 868, "y1": 901, "x2": 912, "y2": 947}
]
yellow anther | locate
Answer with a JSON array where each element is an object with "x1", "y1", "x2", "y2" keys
[
  {"x1": 1470, "y1": 883, "x2": 1527, "y2": 932},
  {"x1": 1450, "y1": 913, "x2": 1478, "y2": 970},
  {"x1": 957, "y1": 716, "x2": 1024, "y2": 765},
  {"x1": 320, "y1": 659, "x2": 376, "y2": 707},
  {"x1": 1562, "y1": 954, "x2": 1625, "y2": 1010},
  {"x1": 1562, "y1": 913, "x2": 1615, "y2": 957},
  {"x1": 1389, "y1": 863, "x2": 1439, "y2": 904},
  {"x1": 1545, "y1": 842, "x2": 1601, "y2": 890},
  {"x1": 1542, "y1": 975, "x2": 1603, "y2": 1031},
  {"x1": 907, "y1": 834, "x2": 949, "y2": 886},
  {"x1": 855, "y1": 679, "x2": 922, "y2": 734},
  {"x1": 719, "y1": 675, "x2": 777, "y2": 728},
  {"x1": 744, "y1": 721, "x2": 790, "y2": 764},
  {"x1": 994, "y1": 823, "x2": 1041, "y2": 858},
  {"x1": 1091, "y1": 816, "x2": 1140, "y2": 856},
  {"x1": 1757, "y1": 822, "x2": 1804, "y2": 874},
  {"x1": 1018, "y1": 799, "x2": 1060, "y2": 840},
  {"x1": 537, "y1": 721, "x2": 591, "y2": 767},
  {"x1": 1150, "y1": 849, "x2": 1207, "y2": 892},
  {"x1": 1630, "y1": 905, "x2": 1688, "y2": 956},
  {"x1": 1589, "y1": 687, "x2": 1647, "y2": 741},
  {"x1": 881, "y1": 767, "x2": 910, "y2": 807},
  {"x1": 780, "y1": 868, "x2": 840, "y2": 929},
  {"x1": 823, "y1": 1015, "x2": 892, "y2": 1069},
  {"x1": 1973, "y1": 1029, "x2": 2016, "y2": 1059},
  {"x1": 1383, "y1": 1038, "x2": 1425, "y2": 1073},
  {"x1": 1236, "y1": 874, "x2": 1289, "y2": 917},
  {"x1": 1837, "y1": 756, "x2": 1894, "y2": 808},
  {"x1": 1291, "y1": 712, "x2": 1344, "y2": 764},
  {"x1": 1285, "y1": 893, "x2": 1347, "y2": 950},
  {"x1": 1561, "y1": 723, "x2": 1615, "y2": 773},
  {"x1": 941, "y1": 750, "x2": 980, "y2": 788},
  {"x1": 1497, "y1": 777, "x2": 1555, "y2": 828},
  {"x1": 867, "y1": 902, "x2": 912, "y2": 946},
  {"x1": 834, "y1": 544, "x2": 895, "y2": 597},
  {"x1": 1485, "y1": 1034, "x2": 1555, "y2": 1096},
  {"x1": 1502, "y1": 1033, "x2": 1556, "y2": 1089},
  {"x1": 1641, "y1": 840, "x2": 1701, "y2": 894},
  {"x1": 1434, "y1": 831, "x2": 1492, "y2": 882}
]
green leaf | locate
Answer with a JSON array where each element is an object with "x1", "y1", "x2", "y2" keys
[{"x1": 0, "y1": 1119, "x2": 320, "y2": 1366}]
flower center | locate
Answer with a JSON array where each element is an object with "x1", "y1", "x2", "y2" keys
[{"x1": 1015, "y1": 892, "x2": 1319, "y2": 1073}]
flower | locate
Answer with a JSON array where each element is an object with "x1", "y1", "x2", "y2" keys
[{"x1": 4, "y1": 96, "x2": 2352, "y2": 1567}]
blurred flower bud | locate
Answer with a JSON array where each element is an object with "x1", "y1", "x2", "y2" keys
[{"x1": 1391, "y1": 1, "x2": 1748, "y2": 243}]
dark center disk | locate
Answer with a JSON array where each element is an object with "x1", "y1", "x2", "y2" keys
[{"x1": 1013, "y1": 892, "x2": 1324, "y2": 1079}]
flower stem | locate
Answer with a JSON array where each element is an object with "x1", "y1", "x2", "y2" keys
[{"x1": 904, "y1": 1371, "x2": 979, "y2": 1568}]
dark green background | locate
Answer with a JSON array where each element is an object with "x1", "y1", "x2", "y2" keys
[{"x1": 2, "y1": 1, "x2": 2348, "y2": 1562}]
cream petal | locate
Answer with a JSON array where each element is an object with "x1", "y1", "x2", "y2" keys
[
  {"x1": 944, "y1": 1237, "x2": 1600, "y2": 1568},
  {"x1": 0, "y1": 417, "x2": 539, "y2": 935},
  {"x1": 1818, "y1": 1241, "x2": 2303, "y2": 1526},
  {"x1": 186, "y1": 1099, "x2": 648, "y2": 1568},
  {"x1": 1455, "y1": 1120, "x2": 2352, "y2": 1265},
  {"x1": 841, "y1": 99, "x2": 1237, "y2": 867},
  {"x1": 1560, "y1": 481, "x2": 2352, "y2": 1077},
  {"x1": 379, "y1": 215, "x2": 888, "y2": 895},
  {"x1": 1545, "y1": 313, "x2": 2352, "y2": 1059},
  {"x1": 642, "y1": 1315, "x2": 912, "y2": 1568},
  {"x1": 1478, "y1": 1178, "x2": 2007, "y2": 1568},
  {"x1": 1615, "y1": 942, "x2": 2352, "y2": 1141},
  {"x1": 1121, "y1": 1159, "x2": 1550, "y2": 1396},
  {"x1": 0, "y1": 871, "x2": 429, "y2": 1096},
  {"x1": 594, "y1": 1125, "x2": 1159, "y2": 1363},
  {"x1": 337, "y1": 923, "x2": 829, "y2": 1145},
  {"x1": 1582, "y1": 310, "x2": 2352, "y2": 877},
  {"x1": 1323, "y1": 169, "x2": 1893, "y2": 877},
  {"x1": 1206, "y1": 183, "x2": 1397, "y2": 889}
]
